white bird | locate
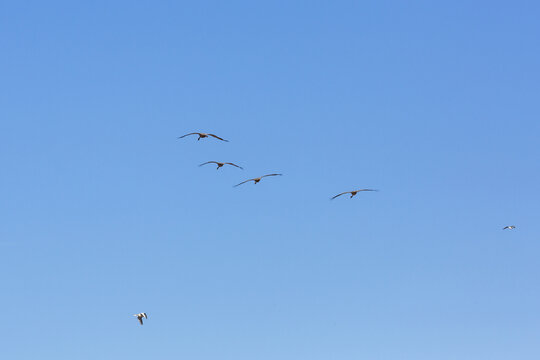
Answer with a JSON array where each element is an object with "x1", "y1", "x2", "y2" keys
[
  {"x1": 503, "y1": 225, "x2": 516, "y2": 230},
  {"x1": 331, "y1": 189, "x2": 377, "y2": 200},
  {"x1": 177, "y1": 132, "x2": 228, "y2": 142},
  {"x1": 134, "y1": 313, "x2": 148, "y2": 325}
]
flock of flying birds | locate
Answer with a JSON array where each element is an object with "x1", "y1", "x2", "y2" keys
[
  {"x1": 132, "y1": 131, "x2": 518, "y2": 325},
  {"x1": 177, "y1": 131, "x2": 378, "y2": 194},
  {"x1": 179, "y1": 132, "x2": 283, "y2": 187}
]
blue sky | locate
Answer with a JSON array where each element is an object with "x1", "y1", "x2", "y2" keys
[{"x1": 1, "y1": 1, "x2": 540, "y2": 359}]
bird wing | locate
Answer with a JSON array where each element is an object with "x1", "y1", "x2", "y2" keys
[
  {"x1": 355, "y1": 189, "x2": 377, "y2": 192},
  {"x1": 138, "y1": 317, "x2": 143, "y2": 325},
  {"x1": 199, "y1": 161, "x2": 218, "y2": 167},
  {"x1": 143, "y1": 313, "x2": 147, "y2": 319},
  {"x1": 225, "y1": 163, "x2": 243, "y2": 169},
  {"x1": 208, "y1": 134, "x2": 228, "y2": 142},
  {"x1": 331, "y1": 191, "x2": 350, "y2": 200},
  {"x1": 260, "y1": 173, "x2": 282, "y2": 178},
  {"x1": 177, "y1": 132, "x2": 200, "y2": 139},
  {"x1": 234, "y1": 179, "x2": 254, "y2": 187}
]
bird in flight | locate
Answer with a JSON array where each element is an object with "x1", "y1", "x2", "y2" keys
[
  {"x1": 234, "y1": 174, "x2": 282, "y2": 187},
  {"x1": 177, "y1": 132, "x2": 228, "y2": 142},
  {"x1": 134, "y1": 313, "x2": 148, "y2": 325},
  {"x1": 331, "y1": 189, "x2": 377, "y2": 200},
  {"x1": 199, "y1": 161, "x2": 243, "y2": 170},
  {"x1": 503, "y1": 225, "x2": 516, "y2": 230}
]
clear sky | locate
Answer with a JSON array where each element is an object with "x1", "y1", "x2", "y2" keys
[{"x1": 1, "y1": 1, "x2": 540, "y2": 359}]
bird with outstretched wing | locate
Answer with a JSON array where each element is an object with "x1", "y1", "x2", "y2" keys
[
  {"x1": 234, "y1": 174, "x2": 282, "y2": 187},
  {"x1": 199, "y1": 161, "x2": 243, "y2": 170},
  {"x1": 331, "y1": 189, "x2": 377, "y2": 200},
  {"x1": 177, "y1": 132, "x2": 228, "y2": 142}
]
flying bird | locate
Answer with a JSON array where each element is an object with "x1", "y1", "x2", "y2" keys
[
  {"x1": 177, "y1": 132, "x2": 228, "y2": 142},
  {"x1": 199, "y1": 161, "x2": 243, "y2": 170},
  {"x1": 134, "y1": 313, "x2": 148, "y2": 325},
  {"x1": 331, "y1": 189, "x2": 377, "y2": 200},
  {"x1": 234, "y1": 174, "x2": 282, "y2": 187},
  {"x1": 503, "y1": 225, "x2": 516, "y2": 230}
]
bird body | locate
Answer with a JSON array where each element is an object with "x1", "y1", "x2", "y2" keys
[
  {"x1": 331, "y1": 189, "x2": 377, "y2": 200},
  {"x1": 134, "y1": 313, "x2": 147, "y2": 325},
  {"x1": 503, "y1": 225, "x2": 516, "y2": 230},
  {"x1": 177, "y1": 132, "x2": 228, "y2": 142},
  {"x1": 199, "y1": 161, "x2": 243, "y2": 170},
  {"x1": 234, "y1": 174, "x2": 282, "y2": 187}
]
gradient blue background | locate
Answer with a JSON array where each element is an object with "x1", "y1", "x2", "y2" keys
[{"x1": 1, "y1": 1, "x2": 539, "y2": 359}]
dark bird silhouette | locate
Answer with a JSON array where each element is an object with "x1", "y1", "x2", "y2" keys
[
  {"x1": 331, "y1": 189, "x2": 377, "y2": 200},
  {"x1": 134, "y1": 313, "x2": 147, "y2": 325},
  {"x1": 177, "y1": 132, "x2": 228, "y2": 142},
  {"x1": 234, "y1": 174, "x2": 282, "y2": 187},
  {"x1": 199, "y1": 161, "x2": 243, "y2": 170},
  {"x1": 503, "y1": 225, "x2": 516, "y2": 230}
]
